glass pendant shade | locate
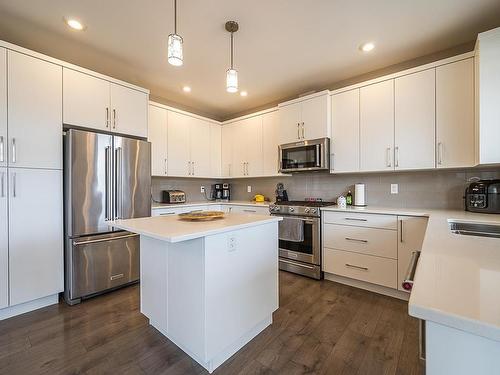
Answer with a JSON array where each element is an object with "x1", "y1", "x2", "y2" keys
[
  {"x1": 226, "y1": 68, "x2": 238, "y2": 93},
  {"x1": 168, "y1": 33, "x2": 183, "y2": 66}
]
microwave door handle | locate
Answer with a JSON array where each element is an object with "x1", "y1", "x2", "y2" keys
[{"x1": 315, "y1": 144, "x2": 321, "y2": 167}]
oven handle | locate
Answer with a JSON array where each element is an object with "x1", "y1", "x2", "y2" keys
[
  {"x1": 315, "y1": 144, "x2": 321, "y2": 167},
  {"x1": 279, "y1": 258, "x2": 315, "y2": 270},
  {"x1": 402, "y1": 251, "x2": 421, "y2": 291}
]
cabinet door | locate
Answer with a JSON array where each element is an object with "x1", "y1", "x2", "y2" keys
[
  {"x1": 230, "y1": 122, "x2": 247, "y2": 178},
  {"x1": 395, "y1": 69, "x2": 435, "y2": 170},
  {"x1": 63, "y1": 68, "x2": 110, "y2": 132},
  {"x1": 8, "y1": 52, "x2": 62, "y2": 169},
  {"x1": 331, "y1": 89, "x2": 359, "y2": 173},
  {"x1": 360, "y1": 80, "x2": 395, "y2": 171},
  {"x1": 436, "y1": 59, "x2": 475, "y2": 168},
  {"x1": 9, "y1": 168, "x2": 63, "y2": 306},
  {"x1": 0, "y1": 167, "x2": 7, "y2": 308},
  {"x1": 210, "y1": 123, "x2": 222, "y2": 177},
  {"x1": 148, "y1": 105, "x2": 168, "y2": 176},
  {"x1": 301, "y1": 94, "x2": 330, "y2": 140},
  {"x1": 262, "y1": 111, "x2": 280, "y2": 176},
  {"x1": 221, "y1": 125, "x2": 233, "y2": 177},
  {"x1": 242, "y1": 116, "x2": 263, "y2": 177},
  {"x1": 0, "y1": 48, "x2": 6, "y2": 168},
  {"x1": 278, "y1": 103, "x2": 301, "y2": 144},
  {"x1": 110, "y1": 83, "x2": 148, "y2": 138},
  {"x1": 167, "y1": 111, "x2": 191, "y2": 176},
  {"x1": 190, "y1": 118, "x2": 211, "y2": 177},
  {"x1": 397, "y1": 216, "x2": 428, "y2": 293}
]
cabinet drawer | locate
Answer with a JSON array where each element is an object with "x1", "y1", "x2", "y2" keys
[
  {"x1": 323, "y1": 248, "x2": 397, "y2": 289},
  {"x1": 152, "y1": 206, "x2": 207, "y2": 217},
  {"x1": 323, "y1": 224, "x2": 397, "y2": 259},
  {"x1": 323, "y1": 211, "x2": 397, "y2": 230},
  {"x1": 226, "y1": 205, "x2": 269, "y2": 215}
]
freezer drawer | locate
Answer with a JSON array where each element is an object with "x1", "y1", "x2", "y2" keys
[{"x1": 68, "y1": 232, "x2": 139, "y2": 302}]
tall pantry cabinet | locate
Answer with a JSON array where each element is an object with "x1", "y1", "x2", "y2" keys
[{"x1": 0, "y1": 48, "x2": 63, "y2": 317}]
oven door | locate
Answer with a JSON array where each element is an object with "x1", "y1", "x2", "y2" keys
[
  {"x1": 277, "y1": 215, "x2": 320, "y2": 265},
  {"x1": 279, "y1": 138, "x2": 329, "y2": 173}
]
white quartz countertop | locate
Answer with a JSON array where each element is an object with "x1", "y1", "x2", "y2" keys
[
  {"x1": 322, "y1": 205, "x2": 500, "y2": 342},
  {"x1": 151, "y1": 200, "x2": 271, "y2": 210},
  {"x1": 112, "y1": 213, "x2": 281, "y2": 243}
]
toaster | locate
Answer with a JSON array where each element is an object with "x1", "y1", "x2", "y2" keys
[
  {"x1": 161, "y1": 190, "x2": 186, "y2": 204},
  {"x1": 465, "y1": 180, "x2": 500, "y2": 214}
]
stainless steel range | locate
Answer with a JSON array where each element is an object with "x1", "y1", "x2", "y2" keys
[{"x1": 269, "y1": 200, "x2": 334, "y2": 279}]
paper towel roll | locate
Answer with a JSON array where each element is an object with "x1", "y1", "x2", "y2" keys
[{"x1": 354, "y1": 184, "x2": 366, "y2": 206}]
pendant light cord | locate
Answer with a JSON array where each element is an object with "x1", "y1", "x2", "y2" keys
[
  {"x1": 230, "y1": 32, "x2": 234, "y2": 69},
  {"x1": 174, "y1": 0, "x2": 177, "y2": 34}
]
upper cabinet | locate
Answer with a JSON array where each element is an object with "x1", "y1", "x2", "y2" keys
[
  {"x1": 0, "y1": 48, "x2": 6, "y2": 168},
  {"x1": 262, "y1": 111, "x2": 280, "y2": 176},
  {"x1": 189, "y1": 117, "x2": 211, "y2": 178},
  {"x1": 63, "y1": 68, "x2": 148, "y2": 138},
  {"x1": 8, "y1": 51, "x2": 62, "y2": 170},
  {"x1": 436, "y1": 59, "x2": 475, "y2": 168},
  {"x1": 360, "y1": 80, "x2": 395, "y2": 172},
  {"x1": 210, "y1": 124, "x2": 222, "y2": 177},
  {"x1": 475, "y1": 27, "x2": 500, "y2": 165},
  {"x1": 394, "y1": 69, "x2": 435, "y2": 170},
  {"x1": 331, "y1": 89, "x2": 359, "y2": 173},
  {"x1": 148, "y1": 104, "x2": 168, "y2": 176},
  {"x1": 278, "y1": 92, "x2": 330, "y2": 144}
]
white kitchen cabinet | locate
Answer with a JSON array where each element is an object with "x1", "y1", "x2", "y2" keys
[
  {"x1": 8, "y1": 51, "x2": 62, "y2": 170},
  {"x1": 360, "y1": 80, "x2": 395, "y2": 171},
  {"x1": 436, "y1": 59, "x2": 475, "y2": 168},
  {"x1": 210, "y1": 123, "x2": 222, "y2": 177},
  {"x1": 8, "y1": 168, "x2": 63, "y2": 306},
  {"x1": 278, "y1": 92, "x2": 330, "y2": 144},
  {"x1": 397, "y1": 216, "x2": 428, "y2": 293},
  {"x1": 221, "y1": 125, "x2": 233, "y2": 177},
  {"x1": 167, "y1": 111, "x2": 191, "y2": 177},
  {"x1": 262, "y1": 110, "x2": 280, "y2": 176},
  {"x1": 242, "y1": 116, "x2": 263, "y2": 177},
  {"x1": 190, "y1": 118, "x2": 211, "y2": 177},
  {"x1": 148, "y1": 104, "x2": 168, "y2": 176},
  {"x1": 225, "y1": 205, "x2": 269, "y2": 215},
  {"x1": 152, "y1": 205, "x2": 209, "y2": 217},
  {"x1": 395, "y1": 69, "x2": 435, "y2": 170},
  {"x1": 0, "y1": 48, "x2": 6, "y2": 168},
  {"x1": 0, "y1": 167, "x2": 7, "y2": 309},
  {"x1": 331, "y1": 89, "x2": 360, "y2": 173},
  {"x1": 63, "y1": 68, "x2": 148, "y2": 138},
  {"x1": 63, "y1": 68, "x2": 110, "y2": 132},
  {"x1": 229, "y1": 121, "x2": 247, "y2": 178},
  {"x1": 476, "y1": 28, "x2": 500, "y2": 165},
  {"x1": 110, "y1": 83, "x2": 148, "y2": 138}
]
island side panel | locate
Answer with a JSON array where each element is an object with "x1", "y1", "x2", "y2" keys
[
  {"x1": 204, "y1": 221, "x2": 279, "y2": 362},
  {"x1": 140, "y1": 236, "x2": 168, "y2": 335}
]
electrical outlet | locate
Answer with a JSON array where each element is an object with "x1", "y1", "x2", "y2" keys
[
  {"x1": 247, "y1": 185, "x2": 252, "y2": 193},
  {"x1": 228, "y1": 236, "x2": 237, "y2": 252},
  {"x1": 200, "y1": 186, "x2": 205, "y2": 193},
  {"x1": 391, "y1": 184, "x2": 399, "y2": 194}
]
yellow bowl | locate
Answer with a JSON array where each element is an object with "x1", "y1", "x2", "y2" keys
[{"x1": 254, "y1": 194, "x2": 265, "y2": 202}]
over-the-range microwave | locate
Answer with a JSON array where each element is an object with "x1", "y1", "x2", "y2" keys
[{"x1": 278, "y1": 137, "x2": 330, "y2": 173}]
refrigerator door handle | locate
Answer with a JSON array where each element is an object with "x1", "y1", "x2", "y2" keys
[
  {"x1": 105, "y1": 146, "x2": 111, "y2": 221},
  {"x1": 115, "y1": 147, "x2": 123, "y2": 219}
]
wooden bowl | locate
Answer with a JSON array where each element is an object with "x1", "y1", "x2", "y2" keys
[{"x1": 178, "y1": 211, "x2": 225, "y2": 221}]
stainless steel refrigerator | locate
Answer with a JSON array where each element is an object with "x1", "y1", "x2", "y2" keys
[{"x1": 63, "y1": 129, "x2": 151, "y2": 305}]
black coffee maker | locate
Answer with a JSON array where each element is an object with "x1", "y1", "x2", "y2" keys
[
  {"x1": 275, "y1": 183, "x2": 288, "y2": 202},
  {"x1": 212, "y1": 184, "x2": 223, "y2": 200}
]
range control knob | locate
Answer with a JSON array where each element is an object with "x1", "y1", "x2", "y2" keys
[
  {"x1": 304, "y1": 208, "x2": 310, "y2": 213},
  {"x1": 289, "y1": 207, "x2": 295, "y2": 213},
  {"x1": 310, "y1": 208, "x2": 317, "y2": 214}
]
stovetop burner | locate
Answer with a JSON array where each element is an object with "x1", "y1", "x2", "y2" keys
[{"x1": 274, "y1": 200, "x2": 335, "y2": 208}]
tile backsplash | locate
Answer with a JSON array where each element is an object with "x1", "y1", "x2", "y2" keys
[{"x1": 152, "y1": 167, "x2": 500, "y2": 210}]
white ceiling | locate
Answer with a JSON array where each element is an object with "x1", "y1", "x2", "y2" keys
[{"x1": 0, "y1": 0, "x2": 499, "y2": 120}]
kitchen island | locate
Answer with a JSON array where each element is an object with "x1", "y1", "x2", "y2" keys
[{"x1": 112, "y1": 213, "x2": 282, "y2": 373}]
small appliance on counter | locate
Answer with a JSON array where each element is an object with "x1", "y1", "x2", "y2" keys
[
  {"x1": 212, "y1": 184, "x2": 224, "y2": 200},
  {"x1": 162, "y1": 190, "x2": 186, "y2": 204},
  {"x1": 275, "y1": 183, "x2": 289, "y2": 202},
  {"x1": 354, "y1": 183, "x2": 366, "y2": 207},
  {"x1": 222, "y1": 183, "x2": 231, "y2": 200},
  {"x1": 465, "y1": 179, "x2": 500, "y2": 213}
]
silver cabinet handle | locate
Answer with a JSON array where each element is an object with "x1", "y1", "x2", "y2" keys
[
  {"x1": 297, "y1": 123, "x2": 300, "y2": 139},
  {"x1": 160, "y1": 212, "x2": 176, "y2": 216},
  {"x1": 437, "y1": 142, "x2": 443, "y2": 165},
  {"x1": 395, "y1": 146, "x2": 399, "y2": 167},
  {"x1": 164, "y1": 158, "x2": 168, "y2": 175},
  {"x1": 11, "y1": 172, "x2": 16, "y2": 197},
  {"x1": 400, "y1": 219, "x2": 404, "y2": 243},
  {"x1": 11, "y1": 138, "x2": 16, "y2": 163},
  {"x1": 345, "y1": 237, "x2": 368, "y2": 243},
  {"x1": 345, "y1": 263, "x2": 368, "y2": 271},
  {"x1": 110, "y1": 273, "x2": 124, "y2": 281},
  {"x1": 386, "y1": 147, "x2": 392, "y2": 167},
  {"x1": 301, "y1": 122, "x2": 305, "y2": 139},
  {"x1": 192, "y1": 161, "x2": 195, "y2": 176},
  {"x1": 344, "y1": 217, "x2": 367, "y2": 222},
  {"x1": 0, "y1": 136, "x2": 4, "y2": 163},
  {"x1": 112, "y1": 109, "x2": 117, "y2": 129},
  {"x1": 105, "y1": 107, "x2": 110, "y2": 128},
  {"x1": 243, "y1": 209, "x2": 256, "y2": 213},
  {"x1": 0, "y1": 171, "x2": 4, "y2": 197},
  {"x1": 188, "y1": 161, "x2": 191, "y2": 175},
  {"x1": 402, "y1": 251, "x2": 421, "y2": 291}
]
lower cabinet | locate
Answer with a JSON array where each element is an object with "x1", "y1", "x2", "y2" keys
[
  {"x1": 224, "y1": 205, "x2": 269, "y2": 215},
  {"x1": 7, "y1": 168, "x2": 63, "y2": 306},
  {"x1": 152, "y1": 204, "x2": 269, "y2": 216}
]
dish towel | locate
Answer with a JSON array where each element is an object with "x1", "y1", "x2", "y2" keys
[{"x1": 279, "y1": 217, "x2": 304, "y2": 242}]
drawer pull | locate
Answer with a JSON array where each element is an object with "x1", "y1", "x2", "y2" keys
[
  {"x1": 345, "y1": 263, "x2": 369, "y2": 271},
  {"x1": 402, "y1": 251, "x2": 420, "y2": 291},
  {"x1": 345, "y1": 237, "x2": 368, "y2": 243},
  {"x1": 160, "y1": 212, "x2": 176, "y2": 216},
  {"x1": 344, "y1": 218, "x2": 368, "y2": 222},
  {"x1": 110, "y1": 273, "x2": 124, "y2": 281},
  {"x1": 243, "y1": 209, "x2": 257, "y2": 213}
]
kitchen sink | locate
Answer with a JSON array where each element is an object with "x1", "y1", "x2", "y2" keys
[{"x1": 449, "y1": 220, "x2": 500, "y2": 239}]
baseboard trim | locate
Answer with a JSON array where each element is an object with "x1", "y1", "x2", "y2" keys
[
  {"x1": 324, "y1": 273, "x2": 409, "y2": 301},
  {"x1": 0, "y1": 294, "x2": 59, "y2": 321}
]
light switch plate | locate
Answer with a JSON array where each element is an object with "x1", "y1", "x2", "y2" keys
[
  {"x1": 247, "y1": 185, "x2": 252, "y2": 193},
  {"x1": 200, "y1": 186, "x2": 205, "y2": 193},
  {"x1": 391, "y1": 184, "x2": 399, "y2": 194}
]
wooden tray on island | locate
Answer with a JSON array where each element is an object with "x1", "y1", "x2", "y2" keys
[{"x1": 178, "y1": 211, "x2": 225, "y2": 221}]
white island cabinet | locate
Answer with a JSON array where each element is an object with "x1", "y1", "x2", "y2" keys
[{"x1": 113, "y1": 213, "x2": 281, "y2": 373}]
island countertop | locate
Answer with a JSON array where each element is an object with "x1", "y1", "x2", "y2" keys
[{"x1": 112, "y1": 213, "x2": 282, "y2": 243}]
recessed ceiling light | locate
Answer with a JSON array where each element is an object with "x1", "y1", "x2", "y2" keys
[
  {"x1": 240, "y1": 91, "x2": 248, "y2": 97},
  {"x1": 64, "y1": 17, "x2": 85, "y2": 31},
  {"x1": 182, "y1": 86, "x2": 191, "y2": 93},
  {"x1": 360, "y1": 42, "x2": 375, "y2": 52}
]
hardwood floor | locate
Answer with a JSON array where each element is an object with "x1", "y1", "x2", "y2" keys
[{"x1": 0, "y1": 272, "x2": 423, "y2": 375}]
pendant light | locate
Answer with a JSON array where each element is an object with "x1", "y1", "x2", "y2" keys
[
  {"x1": 225, "y1": 21, "x2": 239, "y2": 93},
  {"x1": 168, "y1": 0, "x2": 183, "y2": 66}
]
